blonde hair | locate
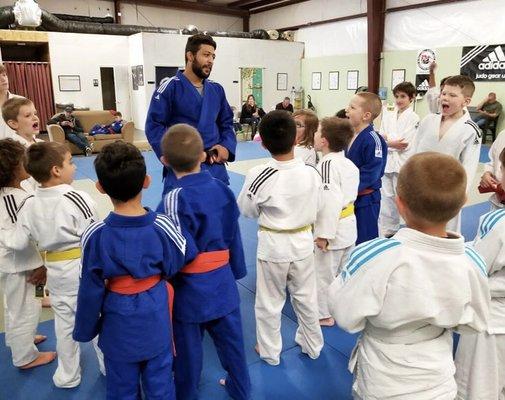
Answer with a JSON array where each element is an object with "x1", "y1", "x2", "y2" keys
[
  {"x1": 356, "y1": 92, "x2": 382, "y2": 120},
  {"x1": 397, "y1": 152, "x2": 466, "y2": 223},
  {"x1": 293, "y1": 109, "x2": 318, "y2": 147},
  {"x1": 161, "y1": 123, "x2": 203, "y2": 172},
  {"x1": 320, "y1": 117, "x2": 354, "y2": 152}
]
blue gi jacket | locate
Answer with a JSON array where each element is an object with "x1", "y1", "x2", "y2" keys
[
  {"x1": 145, "y1": 71, "x2": 236, "y2": 190},
  {"x1": 73, "y1": 209, "x2": 197, "y2": 362},
  {"x1": 345, "y1": 124, "x2": 387, "y2": 207},
  {"x1": 157, "y1": 171, "x2": 247, "y2": 323}
]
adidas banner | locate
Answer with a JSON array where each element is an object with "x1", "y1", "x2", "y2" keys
[
  {"x1": 415, "y1": 74, "x2": 429, "y2": 94},
  {"x1": 460, "y1": 44, "x2": 505, "y2": 81}
]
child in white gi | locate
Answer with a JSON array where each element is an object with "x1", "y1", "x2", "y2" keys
[
  {"x1": 2, "y1": 97, "x2": 42, "y2": 148},
  {"x1": 0, "y1": 138, "x2": 55, "y2": 369},
  {"x1": 329, "y1": 152, "x2": 490, "y2": 400},
  {"x1": 455, "y1": 146, "x2": 505, "y2": 400},
  {"x1": 379, "y1": 82, "x2": 419, "y2": 237},
  {"x1": 0, "y1": 142, "x2": 104, "y2": 388},
  {"x1": 313, "y1": 117, "x2": 358, "y2": 326},
  {"x1": 293, "y1": 109, "x2": 318, "y2": 167},
  {"x1": 238, "y1": 110, "x2": 323, "y2": 366},
  {"x1": 414, "y1": 75, "x2": 481, "y2": 233},
  {"x1": 479, "y1": 129, "x2": 505, "y2": 210}
]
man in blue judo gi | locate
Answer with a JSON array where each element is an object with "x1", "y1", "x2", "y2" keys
[
  {"x1": 345, "y1": 92, "x2": 387, "y2": 244},
  {"x1": 157, "y1": 124, "x2": 251, "y2": 400},
  {"x1": 73, "y1": 142, "x2": 197, "y2": 399},
  {"x1": 145, "y1": 34, "x2": 236, "y2": 194}
]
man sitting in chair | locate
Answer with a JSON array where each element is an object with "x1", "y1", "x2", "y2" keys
[
  {"x1": 48, "y1": 106, "x2": 93, "y2": 156},
  {"x1": 473, "y1": 92, "x2": 502, "y2": 130}
]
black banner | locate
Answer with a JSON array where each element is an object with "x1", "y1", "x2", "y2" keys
[
  {"x1": 415, "y1": 74, "x2": 429, "y2": 94},
  {"x1": 460, "y1": 44, "x2": 505, "y2": 81}
]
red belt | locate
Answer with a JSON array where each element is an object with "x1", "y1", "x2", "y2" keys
[
  {"x1": 107, "y1": 274, "x2": 175, "y2": 353},
  {"x1": 181, "y1": 250, "x2": 230, "y2": 274},
  {"x1": 358, "y1": 188, "x2": 374, "y2": 196}
]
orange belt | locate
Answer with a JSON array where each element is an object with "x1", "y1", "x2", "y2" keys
[
  {"x1": 358, "y1": 188, "x2": 374, "y2": 196},
  {"x1": 181, "y1": 250, "x2": 230, "y2": 274},
  {"x1": 107, "y1": 274, "x2": 175, "y2": 353}
]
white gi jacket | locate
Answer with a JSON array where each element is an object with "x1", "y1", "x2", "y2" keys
[
  {"x1": 329, "y1": 228, "x2": 490, "y2": 399},
  {"x1": 484, "y1": 130, "x2": 505, "y2": 209}
]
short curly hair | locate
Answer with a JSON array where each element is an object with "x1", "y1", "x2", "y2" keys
[{"x1": 0, "y1": 138, "x2": 26, "y2": 188}]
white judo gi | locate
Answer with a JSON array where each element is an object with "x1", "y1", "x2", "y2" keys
[
  {"x1": 0, "y1": 187, "x2": 43, "y2": 367},
  {"x1": 328, "y1": 228, "x2": 490, "y2": 400},
  {"x1": 455, "y1": 209, "x2": 505, "y2": 400},
  {"x1": 483, "y1": 130, "x2": 505, "y2": 210},
  {"x1": 294, "y1": 145, "x2": 317, "y2": 167},
  {"x1": 0, "y1": 184, "x2": 104, "y2": 388},
  {"x1": 378, "y1": 107, "x2": 419, "y2": 236},
  {"x1": 426, "y1": 86, "x2": 441, "y2": 114},
  {"x1": 314, "y1": 151, "x2": 359, "y2": 319},
  {"x1": 238, "y1": 158, "x2": 324, "y2": 365},
  {"x1": 414, "y1": 112, "x2": 482, "y2": 233}
]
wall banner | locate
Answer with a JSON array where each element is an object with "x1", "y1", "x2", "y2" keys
[{"x1": 460, "y1": 44, "x2": 505, "y2": 81}]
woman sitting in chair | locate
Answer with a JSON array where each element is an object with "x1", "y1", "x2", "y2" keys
[{"x1": 240, "y1": 94, "x2": 265, "y2": 139}]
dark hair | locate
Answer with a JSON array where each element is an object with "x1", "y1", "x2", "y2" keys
[
  {"x1": 284, "y1": 97, "x2": 290, "y2": 101},
  {"x1": 94, "y1": 141, "x2": 146, "y2": 202},
  {"x1": 185, "y1": 34, "x2": 216, "y2": 63},
  {"x1": 443, "y1": 75, "x2": 475, "y2": 97},
  {"x1": 115, "y1": 111, "x2": 122, "y2": 118},
  {"x1": 26, "y1": 142, "x2": 68, "y2": 183},
  {"x1": 259, "y1": 110, "x2": 296, "y2": 155},
  {"x1": 0, "y1": 138, "x2": 26, "y2": 188},
  {"x1": 320, "y1": 117, "x2": 354, "y2": 152},
  {"x1": 161, "y1": 124, "x2": 203, "y2": 172},
  {"x1": 393, "y1": 81, "x2": 416, "y2": 99},
  {"x1": 335, "y1": 109, "x2": 347, "y2": 118}
]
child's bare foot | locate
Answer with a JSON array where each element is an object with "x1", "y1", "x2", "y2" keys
[
  {"x1": 34, "y1": 334, "x2": 47, "y2": 345},
  {"x1": 254, "y1": 343, "x2": 260, "y2": 355},
  {"x1": 319, "y1": 317, "x2": 335, "y2": 327},
  {"x1": 19, "y1": 352, "x2": 56, "y2": 369},
  {"x1": 41, "y1": 296, "x2": 51, "y2": 308},
  {"x1": 219, "y1": 378, "x2": 226, "y2": 386}
]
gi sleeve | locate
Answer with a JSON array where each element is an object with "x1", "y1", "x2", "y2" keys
[
  {"x1": 0, "y1": 204, "x2": 33, "y2": 251},
  {"x1": 484, "y1": 138, "x2": 500, "y2": 174},
  {"x1": 315, "y1": 163, "x2": 344, "y2": 239},
  {"x1": 216, "y1": 86, "x2": 237, "y2": 162},
  {"x1": 145, "y1": 84, "x2": 174, "y2": 159},
  {"x1": 426, "y1": 86, "x2": 440, "y2": 114},
  {"x1": 227, "y1": 197, "x2": 247, "y2": 280},
  {"x1": 357, "y1": 136, "x2": 385, "y2": 192},
  {"x1": 328, "y1": 253, "x2": 390, "y2": 333},
  {"x1": 237, "y1": 169, "x2": 262, "y2": 219},
  {"x1": 460, "y1": 125, "x2": 482, "y2": 192},
  {"x1": 402, "y1": 114, "x2": 420, "y2": 157},
  {"x1": 73, "y1": 231, "x2": 104, "y2": 342},
  {"x1": 63, "y1": 191, "x2": 99, "y2": 237}
]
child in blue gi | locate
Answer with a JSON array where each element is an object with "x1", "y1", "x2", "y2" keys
[
  {"x1": 73, "y1": 142, "x2": 196, "y2": 399},
  {"x1": 345, "y1": 92, "x2": 387, "y2": 244},
  {"x1": 157, "y1": 123, "x2": 250, "y2": 400}
]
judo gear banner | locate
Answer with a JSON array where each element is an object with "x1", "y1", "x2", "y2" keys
[{"x1": 460, "y1": 44, "x2": 505, "y2": 81}]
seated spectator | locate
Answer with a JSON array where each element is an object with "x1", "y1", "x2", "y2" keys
[
  {"x1": 473, "y1": 92, "x2": 502, "y2": 129},
  {"x1": 48, "y1": 106, "x2": 92, "y2": 156},
  {"x1": 240, "y1": 94, "x2": 265, "y2": 138},
  {"x1": 275, "y1": 97, "x2": 294, "y2": 113},
  {"x1": 90, "y1": 111, "x2": 124, "y2": 136}
]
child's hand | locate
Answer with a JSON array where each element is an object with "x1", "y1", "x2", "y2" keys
[
  {"x1": 315, "y1": 238, "x2": 329, "y2": 252},
  {"x1": 480, "y1": 171, "x2": 498, "y2": 189},
  {"x1": 388, "y1": 138, "x2": 408, "y2": 150},
  {"x1": 27, "y1": 266, "x2": 47, "y2": 286}
]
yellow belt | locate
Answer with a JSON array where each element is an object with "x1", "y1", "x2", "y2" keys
[
  {"x1": 259, "y1": 224, "x2": 312, "y2": 234},
  {"x1": 340, "y1": 203, "x2": 355, "y2": 219},
  {"x1": 44, "y1": 247, "x2": 82, "y2": 262}
]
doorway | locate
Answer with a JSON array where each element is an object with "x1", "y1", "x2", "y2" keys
[
  {"x1": 100, "y1": 67, "x2": 116, "y2": 110},
  {"x1": 155, "y1": 66, "x2": 179, "y2": 88}
]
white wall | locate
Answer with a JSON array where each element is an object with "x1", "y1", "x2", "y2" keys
[{"x1": 47, "y1": 32, "x2": 131, "y2": 119}]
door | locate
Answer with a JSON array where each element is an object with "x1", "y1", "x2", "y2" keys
[
  {"x1": 155, "y1": 66, "x2": 179, "y2": 88},
  {"x1": 100, "y1": 67, "x2": 116, "y2": 110},
  {"x1": 113, "y1": 65, "x2": 131, "y2": 121}
]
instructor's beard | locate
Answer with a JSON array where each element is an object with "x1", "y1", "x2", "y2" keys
[{"x1": 191, "y1": 59, "x2": 212, "y2": 80}]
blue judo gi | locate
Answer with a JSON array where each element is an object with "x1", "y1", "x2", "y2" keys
[
  {"x1": 145, "y1": 71, "x2": 237, "y2": 194},
  {"x1": 73, "y1": 210, "x2": 196, "y2": 400},
  {"x1": 345, "y1": 124, "x2": 387, "y2": 244},
  {"x1": 157, "y1": 171, "x2": 251, "y2": 400}
]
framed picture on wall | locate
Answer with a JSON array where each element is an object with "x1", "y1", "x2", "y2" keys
[
  {"x1": 329, "y1": 71, "x2": 339, "y2": 90},
  {"x1": 391, "y1": 69, "x2": 406, "y2": 89},
  {"x1": 311, "y1": 72, "x2": 322, "y2": 90},
  {"x1": 347, "y1": 70, "x2": 359, "y2": 90},
  {"x1": 58, "y1": 75, "x2": 81, "y2": 92},
  {"x1": 277, "y1": 73, "x2": 288, "y2": 91}
]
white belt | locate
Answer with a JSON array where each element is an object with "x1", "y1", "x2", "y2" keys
[{"x1": 365, "y1": 324, "x2": 445, "y2": 345}]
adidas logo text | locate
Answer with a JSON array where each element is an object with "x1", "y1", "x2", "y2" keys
[{"x1": 478, "y1": 46, "x2": 505, "y2": 70}]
